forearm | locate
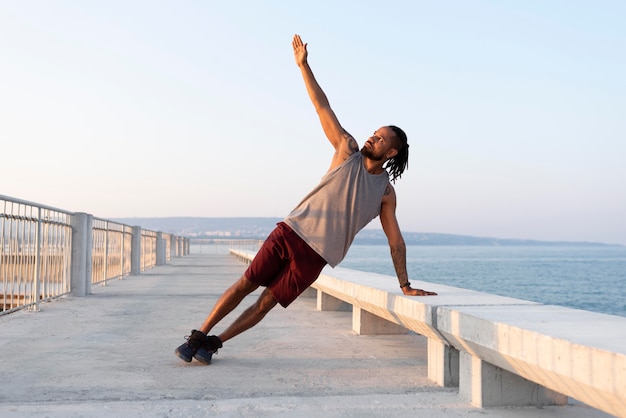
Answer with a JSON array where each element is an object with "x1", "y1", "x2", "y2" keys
[
  {"x1": 390, "y1": 242, "x2": 409, "y2": 287},
  {"x1": 298, "y1": 62, "x2": 331, "y2": 112},
  {"x1": 390, "y1": 242, "x2": 437, "y2": 296}
]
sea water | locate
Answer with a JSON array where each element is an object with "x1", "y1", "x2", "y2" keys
[
  {"x1": 192, "y1": 242, "x2": 626, "y2": 318},
  {"x1": 339, "y1": 245, "x2": 626, "y2": 318}
]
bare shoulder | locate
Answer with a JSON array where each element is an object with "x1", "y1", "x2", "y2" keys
[
  {"x1": 383, "y1": 183, "x2": 396, "y2": 197},
  {"x1": 335, "y1": 130, "x2": 358, "y2": 156},
  {"x1": 381, "y1": 182, "x2": 397, "y2": 207},
  {"x1": 329, "y1": 131, "x2": 359, "y2": 171},
  {"x1": 344, "y1": 131, "x2": 359, "y2": 153}
]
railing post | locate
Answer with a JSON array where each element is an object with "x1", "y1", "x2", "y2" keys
[
  {"x1": 120, "y1": 226, "x2": 125, "y2": 279},
  {"x1": 169, "y1": 235, "x2": 176, "y2": 259},
  {"x1": 131, "y1": 226, "x2": 141, "y2": 275},
  {"x1": 103, "y1": 221, "x2": 109, "y2": 286},
  {"x1": 30, "y1": 208, "x2": 43, "y2": 311},
  {"x1": 156, "y1": 232, "x2": 165, "y2": 266},
  {"x1": 70, "y1": 212, "x2": 93, "y2": 296}
]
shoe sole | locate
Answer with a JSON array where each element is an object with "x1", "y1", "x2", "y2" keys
[
  {"x1": 174, "y1": 347, "x2": 193, "y2": 362},
  {"x1": 193, "y1": 350, "x2": 213, "y2": 365}
]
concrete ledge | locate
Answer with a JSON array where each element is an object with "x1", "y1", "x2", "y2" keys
[
  {"x1": 230, "y1": 249, "x2": 254, "y2": 265},
  {"x1": 312, "y1": 266, "x2": 541, "y2": 390},
  {"x1": 459, "y1": 350, "x2": 567, "y2": 407},
  {"x1": 315, "y1": 266, "x2": 539, "y2": 341},
  {"x1": 437, "y1": 305, "x2": 626, "y2": 415},
  {"x1": 229, "y1": 248, "x2": 626, "y2": 417},
  {"x1": 353, "y1": 306, "x2": 409, "y2": 335}
]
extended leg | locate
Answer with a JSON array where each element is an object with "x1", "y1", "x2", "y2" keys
[
  {"x1": 199, "y1": 275, "x2": 259, "y2": 334},
  {"x1": 175, "y1": 275, "x2": 260, "y2": 364},
  {"x1": 218, "y1": 287, "x2": 278, "y2": 343}
]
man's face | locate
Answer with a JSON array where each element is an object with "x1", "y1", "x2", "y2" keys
[{"x1": 360, "y1": 126, "x2": 396, "y2": 161}]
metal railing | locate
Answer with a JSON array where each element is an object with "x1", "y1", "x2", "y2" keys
[
  {"x1": 92, "y1": 219, "x2": 133, "y2": 285},
  {"x1": 189, "y1": 238, "x2": 263, "y2": 254},
  {"x1": 141, "y1": 229, "x2": 157, "y2": 272},
  {"x1": 1, "y1": 194, "x2": 188, "y2": 315},
  {"x1": 1, "y1": 197, "x2": 72, "y2": 314},
  {"x1": 163, "y1": 232, "x2": 172, "y2": 263}
]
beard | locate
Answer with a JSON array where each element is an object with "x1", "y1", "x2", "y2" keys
[{"x1": 360, "y1": 146, "x2": 384, "y2": 161}]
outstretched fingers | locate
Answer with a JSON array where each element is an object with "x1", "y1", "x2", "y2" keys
[
  {"x1": 292, "y1": 34, "x2": 307, "y2": 65},
  {"x1": 408, "y1": 287, "x2": 438, "y2": 296},
  {"x1": 292, "y1": 34, "x2": 303, "y2": 48}
]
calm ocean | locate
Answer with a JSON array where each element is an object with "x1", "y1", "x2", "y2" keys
[
  {"x1": 193, "y1": 242, "x2": 626, "y2": 318},
  {"x1": 339, "y1": 245, "x2": 626, "y2": 318}
]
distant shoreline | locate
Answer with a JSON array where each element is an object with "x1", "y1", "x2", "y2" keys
[{"x1": 113, "y1": 217, "x2": 623, "y2": 247}]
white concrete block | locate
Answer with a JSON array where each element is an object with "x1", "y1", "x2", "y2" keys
[
  {"x1": 232, "y1": 251, "x2": 626, "y2": 416},
  {"x1": 439, "y1": 305, "x2": 626, "y2": 416},
  {"x1": 353, "y1": 306, "x2": 408, "y2": 335},
  {"x1": 459, "y1": 351, "x2": 567, "y2": 408},
  {"x1": 428, "y1": 338, "x2": 459, "y2": 387},
  {"x1": 317, "y1": 291, "x2": 351, "y2": 312}
]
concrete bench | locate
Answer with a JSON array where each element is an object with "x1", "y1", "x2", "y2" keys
[
  {"x1": 437, "y1": 304, "x2": 626, "y2": 416},
  {"x1": 229, "y1": 248, "x2": 626, "y2": 417}
]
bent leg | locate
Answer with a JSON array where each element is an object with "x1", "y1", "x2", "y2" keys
[
  {"x1": 199, "y1": 275, "x2": 259, "y2": 334},
  {"x1": 218, "y1": 288, "x2": 278, "y2": 343}
]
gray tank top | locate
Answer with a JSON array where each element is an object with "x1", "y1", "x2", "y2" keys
[{"x1": 283, "y1": 152, "x2": 390, "y2": 267}]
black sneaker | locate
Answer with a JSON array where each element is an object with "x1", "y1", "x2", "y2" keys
[
  {"x1": 175, "y1": 330, "x2": 207, "y2": 362},
  {"x1": 193, "y1": 335, "x2": 223, "y2": 365}
]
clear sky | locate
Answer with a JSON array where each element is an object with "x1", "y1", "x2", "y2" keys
[{"x1": 1, "y1": 1, "x2": 625, "y2": 245}]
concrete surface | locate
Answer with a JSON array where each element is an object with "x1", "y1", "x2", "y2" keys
[
  {"x1": 0, "y1": 253, "x2": 612, "y2": 417},
  {"x1": 437, "y1": 304, "x2": 626, "y2": 416}
]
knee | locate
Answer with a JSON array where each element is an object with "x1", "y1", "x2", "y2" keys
[
  {"x1": 234, "y1": 275, "x2": 258, "y2": 294},
  {"x1": 255, "y1": 289, "x2": 278, "y2": 314}
]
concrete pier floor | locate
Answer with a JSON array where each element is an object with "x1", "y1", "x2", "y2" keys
[{"x1": 0, "y1": 253, "x2": 612, "y2": 417}]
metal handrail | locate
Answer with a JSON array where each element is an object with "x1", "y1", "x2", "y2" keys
[{"x1": 1, "y1": 194, "x2": 186, "y2": 315}]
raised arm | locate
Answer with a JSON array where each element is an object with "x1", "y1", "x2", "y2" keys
[
  {"x1": 380, "y1": 184, "x2": 437, "y2": 296},
  {"x1": 293, "y1": 34, "x2": 358, "y2": 162}
]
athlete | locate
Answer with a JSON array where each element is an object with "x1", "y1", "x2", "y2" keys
[{"x1": 175, "y1": 34, "x2": 437, "y2": 364}]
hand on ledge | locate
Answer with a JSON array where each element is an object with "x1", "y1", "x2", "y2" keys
[{"x1": 403, "y1": 286, "x2": 437, "y2": 296}]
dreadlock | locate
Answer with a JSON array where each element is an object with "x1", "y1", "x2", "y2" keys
[{"x1": 384, "y1": 125, "x2": 409, "y2": 183}]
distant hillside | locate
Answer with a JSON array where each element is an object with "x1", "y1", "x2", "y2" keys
[
  {"x1": 112, "y1": 217, "x2": 619, "y2": 247},
  {"x1": 354, "y1": 229, "x2": 618, "y2": 247}
]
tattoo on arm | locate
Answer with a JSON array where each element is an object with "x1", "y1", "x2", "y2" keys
[
  {"x1": 384, "y1": 184, "x2": 392, "y2": 196},
  {"x1": 344, "y1": 132, "x2": 359, "y2": 152},
  {"x1": 390, "y1": 243, "x2": 408, "y2": 282}
]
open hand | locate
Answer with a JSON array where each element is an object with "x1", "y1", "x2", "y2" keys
[
  {"x1": 292, "y1": 34, "x2": 308, "y2": 66},
  {"x1": 403, "y1": 286, "x2": 437, "y2": 296}
]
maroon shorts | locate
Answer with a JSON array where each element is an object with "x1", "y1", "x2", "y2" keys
[{"x1": 245, "y1": 222, "x2": 327, "y2": 308}]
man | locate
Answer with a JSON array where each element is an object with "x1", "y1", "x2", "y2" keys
[{"x1": 175, "y1": 34, "x2": 437, "y2": 365}]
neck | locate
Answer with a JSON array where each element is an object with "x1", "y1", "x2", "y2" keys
[{"x1": 362, "y1": 156, "x2": 386, "y2": 175}]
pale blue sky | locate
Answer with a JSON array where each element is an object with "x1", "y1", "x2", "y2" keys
[{"x1": 1, "y1": 1, "x2": 625, "y2": 244}]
